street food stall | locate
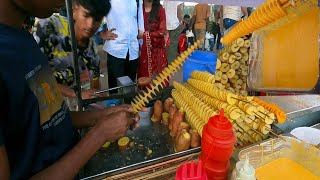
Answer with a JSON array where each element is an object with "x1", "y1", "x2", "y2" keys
[{"x1": 63, "y1": 0, "x2": 320, "y2": 179}]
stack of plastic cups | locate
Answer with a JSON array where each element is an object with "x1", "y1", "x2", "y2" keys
[{"x1": 199, "y1": 109, "x2": 236, "y2": 180}]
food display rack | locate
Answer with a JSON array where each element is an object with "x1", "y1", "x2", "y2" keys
[
  {"x1": 79, "y1": 95, "x2": 320, "y2": 179},
  {"x1": 63, "y1": 0, "x2": 320, "y2": 179}
]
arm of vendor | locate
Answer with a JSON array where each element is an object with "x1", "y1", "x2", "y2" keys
[{"x1": 33, "y1": 1, "x2": 104, "y2": 99}]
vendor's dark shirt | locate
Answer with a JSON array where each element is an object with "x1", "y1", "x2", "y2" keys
[{"x1": 0, "y1": 24, "x2": 78, "y2": 179}]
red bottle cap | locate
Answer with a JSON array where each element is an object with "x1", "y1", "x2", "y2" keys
[
  {"x1": 205, "y1": 109, "x2": 233, "y2": 138},
  {"x1": 175, "y1": 160, "x2": 208, "y2": 180}
]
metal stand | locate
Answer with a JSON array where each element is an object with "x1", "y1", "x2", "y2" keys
[{"x1": 65, "y1": 0, "x2": 83, "y2": 110}]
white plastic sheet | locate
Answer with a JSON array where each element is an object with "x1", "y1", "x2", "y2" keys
[{"x1": 291, "y1": 127, "x2": 320, "y2": 145}]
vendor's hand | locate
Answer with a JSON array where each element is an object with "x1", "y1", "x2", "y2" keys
[
  {"x1": 81, "y1": 89, "x2": 96, "y2": 99},
  {"x1": 100, "y1": 104, "x2": 147, "y2": 129},
  {"x1": 100, "y1": 28, "x2": 118, "y2": 41},
  {"x1": 102, "y1": 104, "x2": 133, "y2": 116},
  {"x1": 97, "y1": 110, "x2": 134, "y2": 141}
]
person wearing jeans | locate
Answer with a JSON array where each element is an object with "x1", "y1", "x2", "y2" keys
[
  {"x1": 220, "y1": 6, "x2": 248, "y2": 31},
  {"x1": 212, "y1": 8, "x2": 222, "y2": 50}
]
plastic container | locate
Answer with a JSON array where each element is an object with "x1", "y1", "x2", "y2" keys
[
  {"x1": 175, "y1": 160, "x2": 208, "y2": 180},
  {"x1": 105, "y1": 99, "x2": 122, "y2": 107},
  {"x1": 199, "y1": 153, "x2": 229, "y2": 170},
  {"x1": 201, "y1": 129, "x2": 235, "y2": 161},
  {"x1": 202, "y1": 159, "x2": 230, "y2": 180},
  {"x1": 201, "y1": 109, "x2": 236, "y2": 161},
  {"x1": 247, "y1": 0, "x2": 319, "y2": 93},
  {"x1": 182, "y1": 50, "x2": 218, "y2": 82},
  {"x1": 231, "y1": 156, "x2": 256, "y2": 180}
]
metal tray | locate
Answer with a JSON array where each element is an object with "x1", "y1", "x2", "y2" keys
[{"x1": 80, "y1": 108, "x2": 200, "y2": 179}]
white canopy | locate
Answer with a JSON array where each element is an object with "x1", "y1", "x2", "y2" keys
[{"x1": 166, "y1": 0, "x2": 264, "y2": 7}]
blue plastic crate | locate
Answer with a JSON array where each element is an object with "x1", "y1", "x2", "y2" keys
[{"x1": 182, "y1": 50, "x2": 218, "y2": 82}]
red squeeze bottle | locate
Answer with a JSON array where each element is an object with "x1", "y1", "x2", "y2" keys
[
  {"x1": 200, "y1": 109, "x2": 235, "y2": 180},
  {"x1": 201, "y1": 109, "x2": 235, "y2": 162}
]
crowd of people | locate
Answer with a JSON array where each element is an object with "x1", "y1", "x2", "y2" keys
[
  {"x1": 0, "y1": 0, "x2": 248, "y2": 179},
  {"x1": 33, "y1": 0, "x2": 248, "y2": 102}
]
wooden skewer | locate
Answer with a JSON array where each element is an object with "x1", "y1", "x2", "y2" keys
[
  {"x1": 231, "y1": 97, "x2": 251, "y2": 103},
  {"x1": 250, "y1": 117, "x2": 287, "y2": 142},
  {"x1": 248, "y1": 116, "x2": 255, "y2": 121},
  {"x1": 235, "y1": 122, "x2": 257, "y2": 143},
  {"x1": 253, "y1": 112, "x2": 265, "y2": 119},
  {"x1": 258, "y1": 111, "x2": 271, "y2": 117},
  {"x1": 243, "y1": 122, "x2": 265, "y2": 137},
  {"x1": 269, "y1": 131, "x2": 287, "y2": 142}
]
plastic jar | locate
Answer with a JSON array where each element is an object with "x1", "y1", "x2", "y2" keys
[{"x1": 201, "y1": 109, "x2": 236, "y2": 161}]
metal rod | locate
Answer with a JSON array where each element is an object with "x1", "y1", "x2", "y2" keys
[
  {"x1": 65, "y1": 0, "x2": 82, "y2": 110},
  {"x1": 94, "y1": 83, "x2": 137, "y2": 95}
]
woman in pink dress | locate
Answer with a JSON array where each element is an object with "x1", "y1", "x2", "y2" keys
[{"x1": 138, "y1": 0, "x2": 167, "y2": 81}]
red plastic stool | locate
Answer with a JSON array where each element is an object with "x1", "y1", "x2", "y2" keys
[{"x1": 175, "y1": 160, "x2": 208, "y2": 180}]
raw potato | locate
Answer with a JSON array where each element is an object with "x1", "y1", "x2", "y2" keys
[
  {"x1": 171, "y1": 109, "x2": 185, "y2": 137},
  {"x1": 118, "y1": 137, "x2": 130, "y2": 150},
  {"x1": 179, "y1": 122, "x2": 190, "y2": 131},
  {"x1": 162, "y1": 112, "x2": 170, "y2": 125},
  {"x1": 137, "y1": 77, "x2": 152, "y2": 87},
  {"x1": 176, "y1": 122, "x2": 190, "y2": 141},
  {"x1": 164, "y1": 98, "x2": 174, "y2": 113},
  {"x1": 169, "y1": 104, "x2": 178, "y2": 130},
  {"x1": 175, "y1": 129, "x2": 191, "y2": 152},
  {"x1": 190, "y1": 129, "x2": 201, "y2": 148},
  {"x1": 151, "y1": 100, "x2": 163, "y2": 122}
]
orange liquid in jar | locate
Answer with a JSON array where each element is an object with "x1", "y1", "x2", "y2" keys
[
  {"x1": 262, "y1": 7, "x2": 319, "y2": 90},
  {"x1": 256, "y1": 158, "x2": 319, "y2": 180}
]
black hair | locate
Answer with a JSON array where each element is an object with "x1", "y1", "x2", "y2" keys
[
  {"x1": 148, "y1": 0, "x2": 161, "y2": 23},
  {"x1": 184, "y1": 14, "x2": 190, "y2": 19},
  {"x1": 73, "y1": 0, "x2": 111, "y2": 20}
]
